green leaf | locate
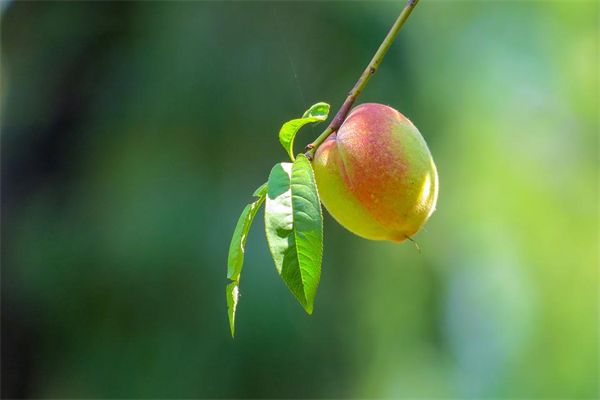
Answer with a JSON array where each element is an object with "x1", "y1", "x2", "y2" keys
[
  {"x1": 226, "y1": 183, "x2": 267, "y2": 337},
  {"x1": 302, "y1": 102, "x2": 330, "y2": 119},
  {"x1": 252, "y1": 182, "x2": 268, "y2": 197},
  {"x1": 227, "y1": 196, "x2": 265, "y2": 281},
  {"x1": 264, "y1": 154, "x2": 323, "y2": 314},
  {"x1": 226, "y1": 281, "x2": 239, "y2": 337},
  {"x1": 279, "y1": 102, "x2": 330, "y2": 161}
]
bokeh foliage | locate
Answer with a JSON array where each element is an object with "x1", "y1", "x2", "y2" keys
[{"x1": 1, "y1": 1, "x2": 598, "y2": 398}]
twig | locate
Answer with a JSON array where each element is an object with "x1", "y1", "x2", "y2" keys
[{"x1": 305, "y1": 0, "x2": 420, "y2": 160}]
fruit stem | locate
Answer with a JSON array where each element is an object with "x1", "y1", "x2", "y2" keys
[{"x1": 305, "y1": 0, "x2": 420, "y2": 160}]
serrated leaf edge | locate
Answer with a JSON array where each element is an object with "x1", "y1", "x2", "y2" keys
[
  {"x1": 264, "y1": 157, "x2": 323, "y2": 315},
  {"x1": 291, "y1": 154, "x2": 323, "y2": 314}
]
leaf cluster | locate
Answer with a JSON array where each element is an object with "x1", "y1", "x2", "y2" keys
[{"x1": 226, "y1": 103, "x2": 330, "y2": 337}]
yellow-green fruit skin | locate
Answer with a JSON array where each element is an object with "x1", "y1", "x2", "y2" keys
[{"x1": 313, "y1": 103, "x2": 438, "y2": 243}]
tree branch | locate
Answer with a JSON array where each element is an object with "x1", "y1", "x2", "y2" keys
[{"x1": 305, "y1": 0, "x2": 420, "y2": 159}]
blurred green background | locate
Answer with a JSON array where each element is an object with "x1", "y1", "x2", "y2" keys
[{"x1": 1, "y1": 0, "x2": 598, "y2": 398}]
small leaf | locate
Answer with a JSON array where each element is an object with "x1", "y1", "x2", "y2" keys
[
  {"x1": 226, "y1": 281, "x2": 239, "y2": 337},
  {"x1": 265, "y1": 154, "x2": 323, "y2": 314},
  {"x1": 279, "y1": 102, "x2": 330, "y2": 161},
  {"x1": 227, "y1": 196, "x2": 265, "y2": 281},
  {"x1": 226, "y1": 183, "x2": 267, "y2": 337},
  {"x1": 302, "y1": 102, "x2": 330, "y2": 119},
  {"x1": 252, "y1": 182, "x2": 268, "y2": 197}
]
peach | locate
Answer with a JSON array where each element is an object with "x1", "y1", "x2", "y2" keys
[{"x1": 312, "y1": 103, "x2": 438, "y2": 242}]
